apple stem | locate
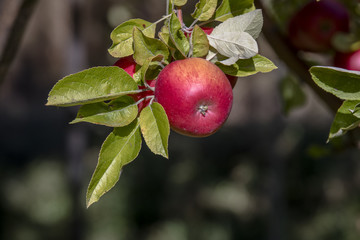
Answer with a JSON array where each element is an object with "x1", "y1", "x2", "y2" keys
[
  {"x1": 131, "y1": 88, "x2": 152, "y2": 94},
  {"x1": 176, "y1": 7, "x2": 184, "y2": 27},
  {"x1": 188, "y1": 19, "x2": 199, "y2": 31},
  {"x1": 158, "y1": 62, "x2": 165, "y2": 69},
  {"x1": 144, "y1": 81, "x2": 155, "y2": 92},
  {"x1": 134, "y1": 97, "x2": 146, "y2": 106}
]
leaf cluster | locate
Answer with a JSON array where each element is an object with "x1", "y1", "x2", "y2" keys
[
  {"x1": 310, "y1": 66, "x2": 360, "y2": 141},
  {"x1": 46, "y1": 0, "x2": 277, "y2": 207}
]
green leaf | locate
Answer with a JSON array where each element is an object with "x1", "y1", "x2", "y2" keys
[
  {"x1": 133, "y1": 27, "x2": 170, "y2": 66},
  {"x1": 46, "y1": 67, "x2": 138, "y2": 107},
  {"x1": 207, "y1": 10, "x2": 263, "y2": 64},
  {"x1": 108, "y1": 19, "x2": 156, "y2": 58},
  {"x1": 192, "y1": 25, "x2": 209, "y2": 58},
  {"x1": 139, "y1": 102, "x2": 170, "y2": 158},
  {"x1": 216, "y1": 54, "x2": 277, "y2": 77},
  {"x1": 172, "y1": 0, "x2": 187, "y2": 7},
  {"x1": 214, "y1": 0, "x2": 255, "y2": 22},
  {"x1": 191, "y1": 0, "x2": 218, "y2": 21},
  {"x1": 328, "y1": 100, "x2": 360, "y2": 140},
  {"x1": 134, "y1": 55, "x2": 164, "y2": 84},
  {"x1": 169, "y1": 13, "x2": 190, "y2": 59},
  {"x1": 310, "y1": 66, "x2": 360, "y2": 100},
  {"x1": 279, "y1": 75, "x2": 306, "y2": 115},
  {"x1": 70, "y1": 95, "x2": 138, "y2": 127},
  {"x1": 86, "y1": 119, "x2": 142, "y2": 207}
]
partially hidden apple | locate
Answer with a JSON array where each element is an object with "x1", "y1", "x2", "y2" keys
[
  {"x1": 334, "y1": 49, "x2": 360, "y2": 71},
  {"x1": 113, "y1": 56, "x2": 155, "y2": 112},
  {"x1": 154, "y1": 58, "x2": 233, "y2": 137},
  {"x1": 288, "y1": 0, "x2": 349, "y2": 52},
  {"x1": 187, "y1": 26, "x2": 238, "y2": 88}
]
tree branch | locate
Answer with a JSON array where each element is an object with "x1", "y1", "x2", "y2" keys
[{"x1": 0, "y1": 0, "x2": 39, "y2": 86}]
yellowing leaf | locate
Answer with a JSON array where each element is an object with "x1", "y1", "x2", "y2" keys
[
  {"x1": 139, "y1": 103, "x2": 170, "y2": 158},
  {"x1": 86, "y1": 119, "x2": 142, "y2": 207},
  {"x1": 108, "y1": 19, "x2": 156, "y2": 58},
  {"x1": 191, "y1": 0, "x2": 217, "y2": 21}
]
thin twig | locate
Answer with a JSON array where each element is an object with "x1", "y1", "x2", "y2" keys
[{"x1": 0, "y1": 0, "x2": 39, "y2": 86}]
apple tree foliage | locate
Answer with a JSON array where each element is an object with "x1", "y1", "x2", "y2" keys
[
  {"x1": 310, "y1": 66, "x2": 360, "y2": 141},
  {"x1": 46, "y1": 0, "x2": 278, "y2": 207}
]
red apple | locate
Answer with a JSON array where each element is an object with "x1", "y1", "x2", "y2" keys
[
  {"x1": 334, "y1": 49, "x2": 360, "y2": 71},
  {"x1": 154, "y1": 58, "x2": 233, "y2": 137},
  {"x1": 113, "y1": 56, "x2": 155, "y2": 112},
  {"x1": 288, "y1": 0, "x2": 349, "y2": 52},
  {"x1": 187, "y1": 26, "x2": 238, "y2": 88}
]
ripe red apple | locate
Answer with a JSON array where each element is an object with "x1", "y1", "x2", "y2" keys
[
  {"x1": 334, "y1": 49, "x2": 360, "y2": 71},
  {"x1": 154, "y1": 58, "x2": 233, "y2": 137},
  {"x1": 113, "y1": 56, "x2": 155, "y2": 112},
  {"x1": 288, "y1": 0, "x2": 349, "y2": 52},
  {"x1": 187, "y1": 26, "x2": 238, "y2": 88}
]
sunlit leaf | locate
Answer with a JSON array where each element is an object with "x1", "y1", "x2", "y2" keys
[
  {"x1": 86, "y1": 119, "x2": 142, "y2": 207},
  {"x1": 108, "y1": 19, "x2": 156, "y2": 58},
  {"x1": 310, "y1": 66, "x2": 360, "y2": 100},
  {"x1": 70, "y1": 95, "x2": 138, "y2": 127},
  {"x1": 211, "y1": 9, "x2": 263, "y2": 39},
  {"x1": 46, "y1": 67, "x2": 138, "y2": 107},
  {"x1": 192, "y1": 25, "x2": 209, "y2": 58},
  {"x1": 172, "y1": 0, "x2": 187, "y2": 7},
  {"x1": 216, "y1": 54, "x2": 277, "y2": 77},
  {"x1": 191, "y1": 0, "x2": 217, "y2": 21},
  {"x1": 207, "y1": 10, "x2": 263, "y2": 64},
  {"x1": 214, "y1": 0, "x2": 255, "y2": 22},
  {"x1": 169, "y1": 13, "x2": 190, "y2": 59},
  {"x1": 133, "y1": 27, "x2": 170, "y2": 66},
  {"x1": 139, "y1": 103, "x2": 170, "y2": 158}
]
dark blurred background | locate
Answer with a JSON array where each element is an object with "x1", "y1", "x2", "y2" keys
[{"x1": 0, "y1": 0, "x2": 359, "y2": 240}]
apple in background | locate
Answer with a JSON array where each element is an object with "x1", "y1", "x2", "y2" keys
[
  {"x1": 334, "y1": 49, "x2": 360, "y2": 71},
  {"x1": 154, "y1": 58, "x2": 233, "y2": 137},
  {"x1": 187, "y1": 26, "x2": 238, "y2": 88},
  {"x1": 113, "y1": 56, "x2": 155, "y2": 112},
  {"x1": 288, "y1": 0, "x2": 349, "y2": 52}
]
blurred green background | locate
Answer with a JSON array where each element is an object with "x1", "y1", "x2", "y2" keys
[{"x1": 0, "y1": 0, "x2": 359, "y2": 240}]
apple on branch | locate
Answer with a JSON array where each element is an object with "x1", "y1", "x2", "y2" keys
[
  {"x1": 287, "y1": 0, "x2": 349, "y2": 52},
  {"x1": 186, "y1": 26, "x2": 238, "y2": 88},
  {"x1": 113, "y1": 56, "x2": 155, "y2": 112},
  {"x1": 154, "y1": 58, "x2": 233, "y2": 137}
]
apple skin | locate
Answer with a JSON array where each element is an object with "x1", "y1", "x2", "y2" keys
[
  {"x1": 113, "y1": 56, "x2": 155, "y2": 112},
  {"x1": 288, "y1": 0, "x2": 349, "y2": 52},
  {"x1": 154, "y1": 58, "x2": 233, "y2": 137},
  {"x1": 188, "y1": 26, "x2": 238, "y2": 88},
  {"x1": 334, "y1": 49, "x2": 360, "y2": 71}
]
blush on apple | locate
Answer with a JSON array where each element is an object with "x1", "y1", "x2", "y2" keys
[
  {"x1": 154, "y1": 58, "x2": 233, "y2": 137},
  {"x1": 334, "y1": 49, "x2": 360, "y2": 71},
  {"x1": 288, "y1": 0, "x2": 349, "y2": 52},
  {"x1": 187, "y1": 26, "x2": 238, "y2": 88},
  {"x1": 113, "y1": 56, "x2": 155, "y2": 112}
]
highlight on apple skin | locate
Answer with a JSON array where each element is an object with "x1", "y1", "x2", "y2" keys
[
  {"x1": 287, "y1": 0, "x2": 349, "y2": 52},
  {"x1": 154, "y1": 58, "x2": 233, "y2": 137},
  {"x1": 187, "y1": 26, "x2": 238, "y2": 88}
]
